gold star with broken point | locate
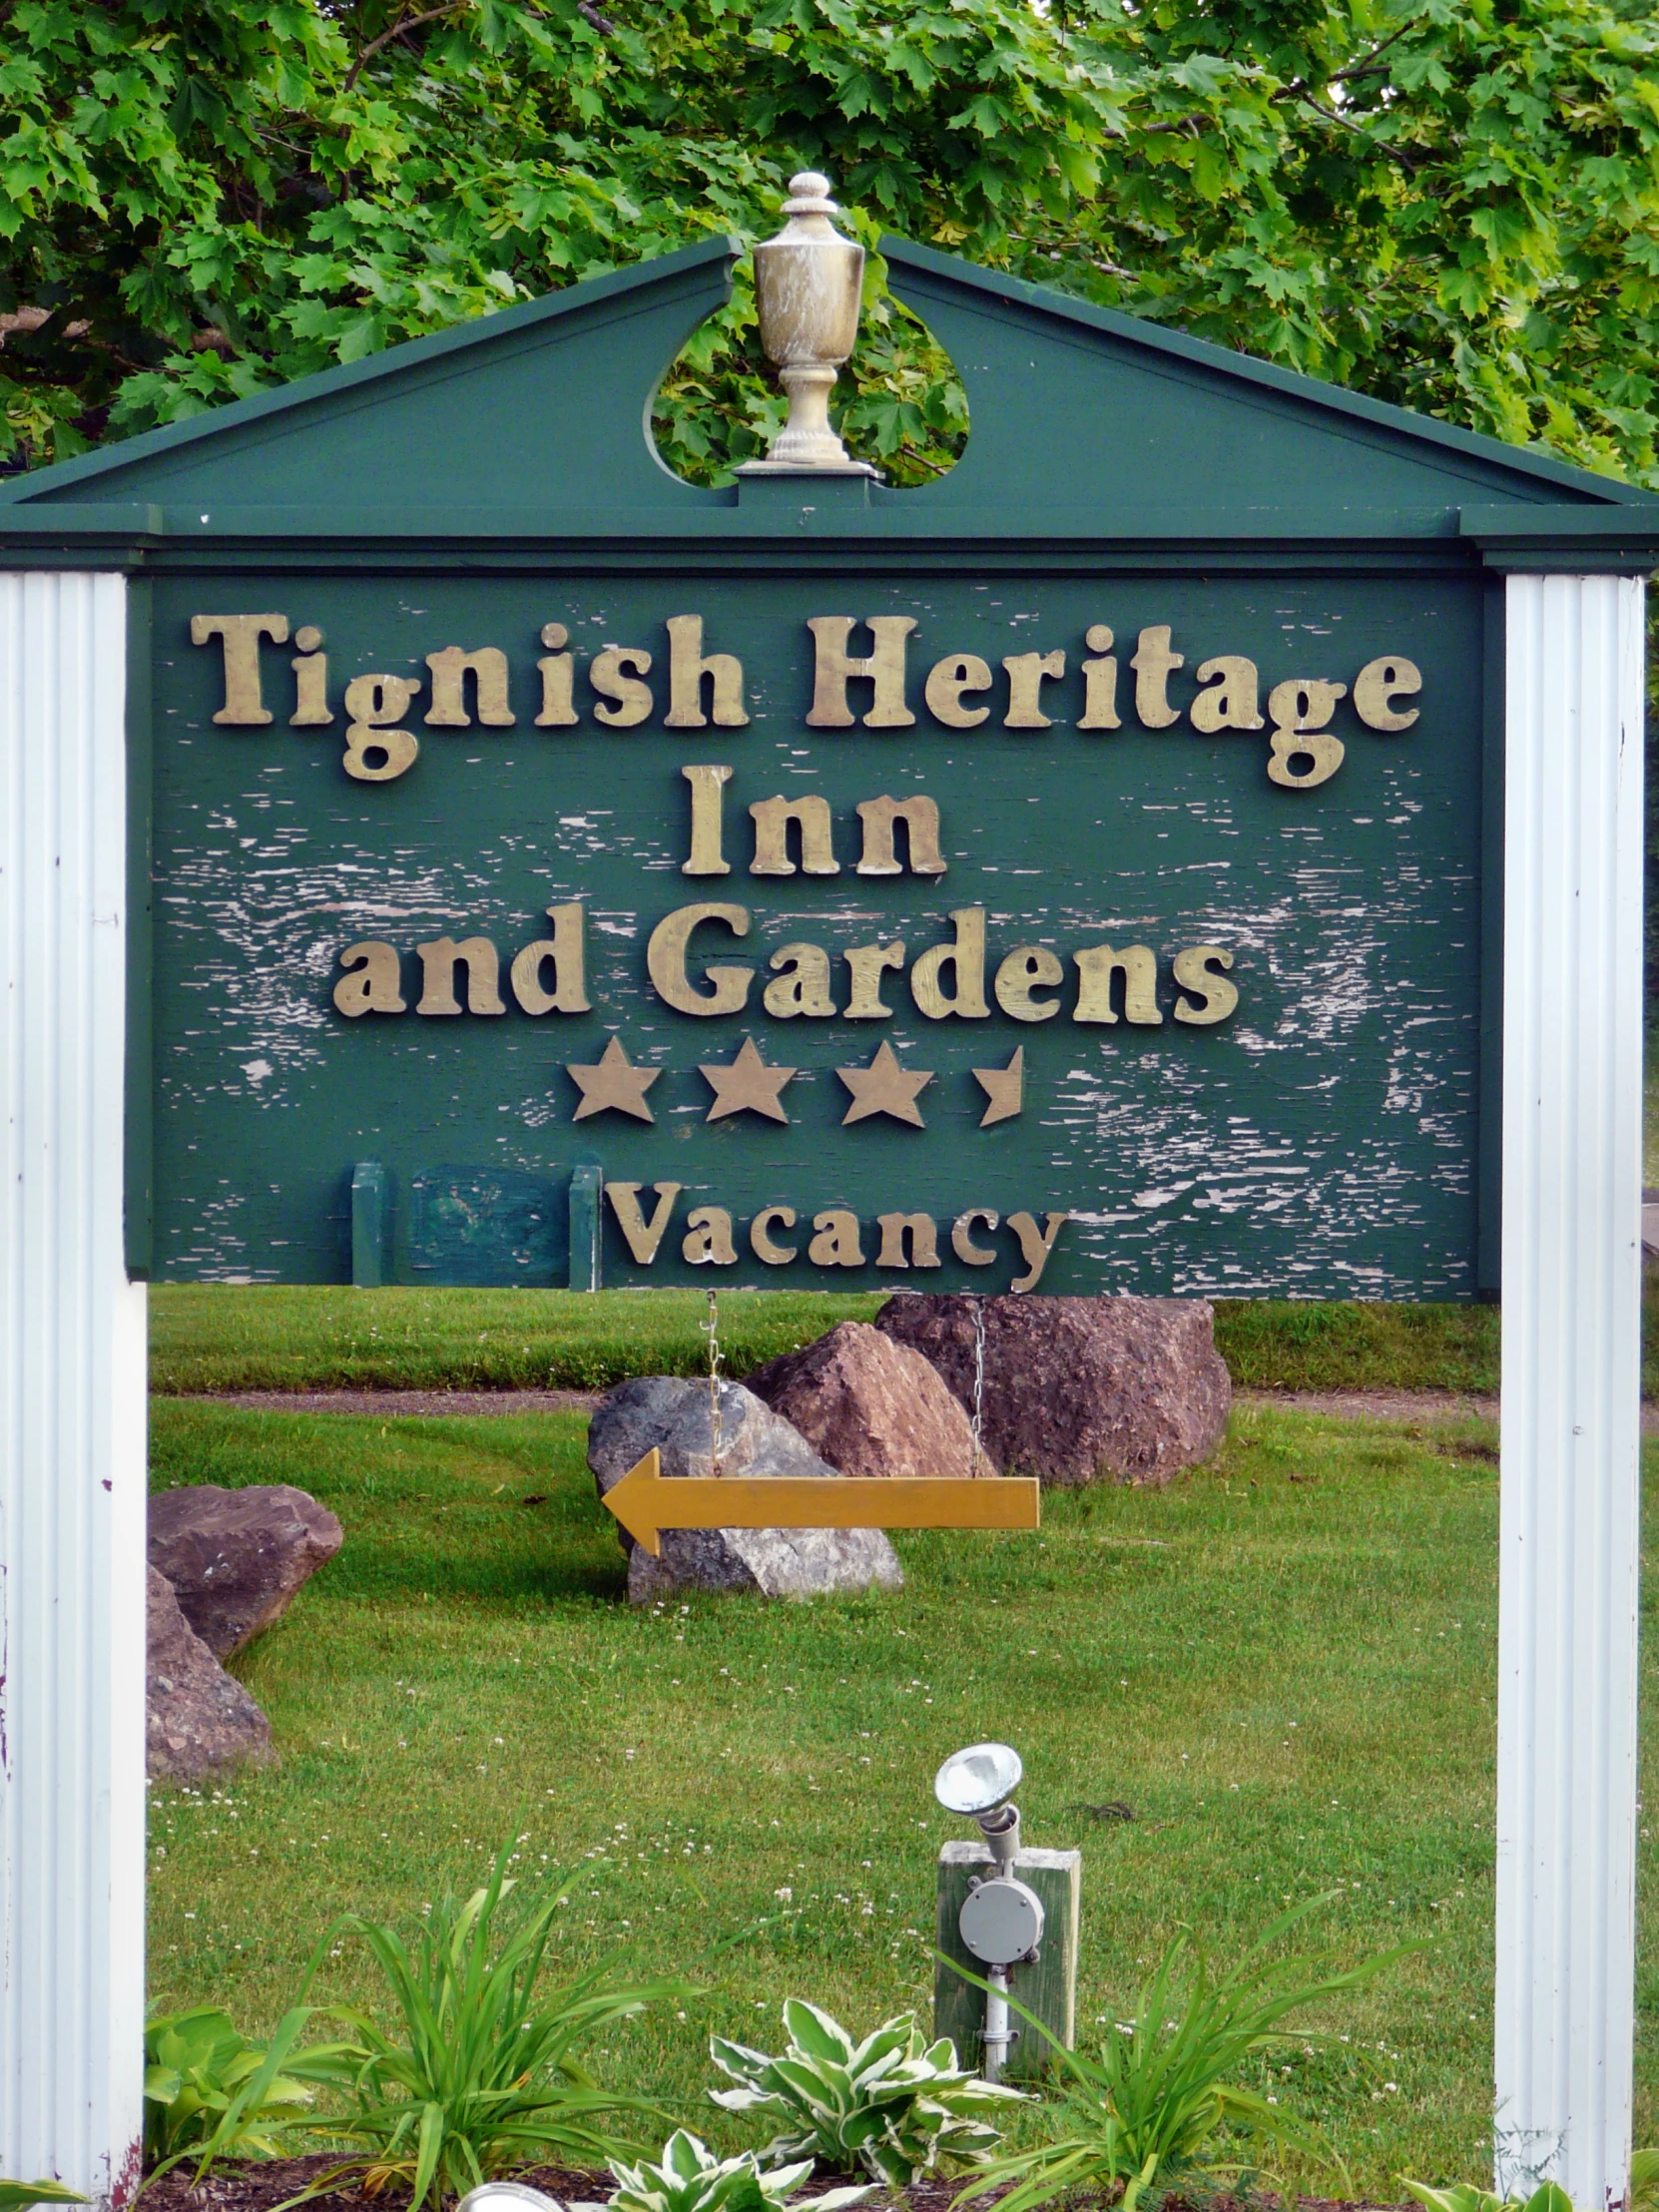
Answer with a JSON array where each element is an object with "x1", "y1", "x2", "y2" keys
[
  {"x1": 836, "y1": 1040, "x2": 933, "y2": 1127},
  {"x1": 972, "y1": 1045, "x2": 1024, "y2": 1127},
  {"x1": 566, "y1": 1036, "x2": 660, "y2": 1122},
  {"x1": 700, "y1": 1037, "x2": 798, "y2": 1124}
]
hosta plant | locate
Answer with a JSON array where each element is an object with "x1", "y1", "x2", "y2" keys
[
  {"x1": 0, "y1": 2186, "x2": 87, "y2": 2212},
  {"x1": 143, "y1": 2004, "x2": 347, "y2": 2174},
  {"x1": 956, "y1": 1897, "x2": 1416, "y2": 2212},
  {"x1": 709, "y1": 1999, "x2": 1024, "y2": 2188},
  {"x1": 610, "y1": 2128, "x2": 873, "y2": 2212},
  {"x1": 1404, "y1": 2184, "x2": 1575, "y2": 2212}
]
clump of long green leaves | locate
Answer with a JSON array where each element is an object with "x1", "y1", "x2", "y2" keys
[
  {"x1": 710, "y1": 1999, "x2": 1024, "y2": 2188},
  {"x1": 0, "y1": 2185, "x2": 86, "y2": 2211},
  {"x1": 143, "y1": 2003, "x2": 346, "y2": 2170},
  {"x1": 610, "y1": 2127, "x2": 874, "y2": 2212},
  {"x1": 299, "y1": 1844, "x2": 690, "y2": 2209},
  {"x1": 955, "y1": 1897, "x2": 1417, "y2": 2212}
]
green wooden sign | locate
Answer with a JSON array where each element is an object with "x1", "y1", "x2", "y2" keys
[{"x1": 6, "y1": 225, "x2": 1656, "y2": 1298}]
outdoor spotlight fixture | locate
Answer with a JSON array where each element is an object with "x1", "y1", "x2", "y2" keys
[{"x1": 934, "y1": 1742, "x2": 1046, "y2": 2082}]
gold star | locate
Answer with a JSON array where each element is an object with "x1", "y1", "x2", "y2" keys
[
  {"x1": 836, "y1": 1040, "x2": 933, "y2": 1128},
  {"x1": 972, "y1": 1045, "x2": 1024, "y2": 1127},
  {"x1": 700, "y1": 1037, "x2": 798, "y2": 1124},
  {"x1": 566, "y1": 1036, "x2": 660, "y2": 1122}
]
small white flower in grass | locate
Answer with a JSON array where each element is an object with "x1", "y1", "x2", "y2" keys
[{"x1": 775, "y1": 1886, "x2": 793, "y2": 1902}]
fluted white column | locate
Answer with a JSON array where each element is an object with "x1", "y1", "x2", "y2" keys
[
  {"x1": 0, "y1": 572, "x2": 146, "y2": 2206},
  {"x1": 1497, "y1": 572, "x2": 1647, "y2": 2209}
]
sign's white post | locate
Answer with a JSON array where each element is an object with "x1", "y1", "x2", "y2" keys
[
  {"x1": 1497, "y1": 571, "x2": 1648, "y2": 2209},
  {"x1": 0, "y1": 573, "x2": 147, "y2": 2204}
]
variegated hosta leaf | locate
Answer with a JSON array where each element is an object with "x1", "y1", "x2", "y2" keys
[{"x1": 710, "y1": 2003, "x2": 1026, "y2": 2185}]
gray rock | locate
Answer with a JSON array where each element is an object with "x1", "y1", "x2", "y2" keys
[
  {"x1": 875, "y1": 1294, "x2": 1231, "y2": 1487},
  {"x1": 146, "y1": 1566, "x2": 273, "y2": 1783},
  {"x1": 587, "y1": 1376, "x2": 904, "y2": 1604},
  {"x1": 148, "y1": 1482, "x2": 343, "y2": 1658}
]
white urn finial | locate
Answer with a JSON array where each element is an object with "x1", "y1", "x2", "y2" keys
[{"x1": 740, "y1": 171, "x2": 877, "y2": 476}]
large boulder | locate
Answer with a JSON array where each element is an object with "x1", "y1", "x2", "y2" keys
[
  {"x1": 148, "y1": 1482, "x2": 343, "y2": 1659},
  {"x1": 147, "y1": 1566, "x2": 273, "y2": 1783},
  {"x1": 746, "y1": 1321, "x2": 982, "y2": 1481},
  {"x1": 588, "y1": 1376, "x2": 904, "y2": 1604},
  {"x1": 874, "y1": 1295, "x2": 1230, "y2": 1487}
]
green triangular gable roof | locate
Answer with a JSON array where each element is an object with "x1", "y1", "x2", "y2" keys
[{"x1": 2, "y1": 229, "x2": 1653, "y2": 549}]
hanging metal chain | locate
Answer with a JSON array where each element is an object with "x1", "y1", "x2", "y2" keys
[
  {"x1": 970, "y1": 1294, "x2": 988, "y2": 1476},
  {"x1": 702, "y1": 1288, "x2": 724, "y2": 1471}
]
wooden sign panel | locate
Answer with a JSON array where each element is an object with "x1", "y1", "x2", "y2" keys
[{"x1": 148, "y1": 564, "x2": 1484, "y2": 1295}]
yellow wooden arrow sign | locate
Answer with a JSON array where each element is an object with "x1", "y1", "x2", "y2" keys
[{"x1": 602, "y1": 1447, "x2": 1041, "y2": 1555}]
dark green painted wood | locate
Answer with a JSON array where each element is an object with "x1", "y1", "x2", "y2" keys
[
  {"x1": 934, "y1": 1844, "x2": 1080, "y2": 2080},
  {"x1": 142, "y1": 566, "x2": 1489, "y2": 1297},
  {"x1": 7, "y1": 233, "x2": 1642, "y2": 1294},
  {"x1": 351, "y1": 1161, "x2": 388, "y2": 1287},
  {"x1": 569, "y1": 1164, "x2": 603, "y2": 1293}
]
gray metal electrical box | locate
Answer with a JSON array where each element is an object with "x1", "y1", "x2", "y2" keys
[{"x1": 934, "y1": 1841, "x2": 1081, "y2": 2080}]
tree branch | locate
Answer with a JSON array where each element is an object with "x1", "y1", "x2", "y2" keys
[{"x1": 342, "y1": 5, "x2": 459, "y2": 95}]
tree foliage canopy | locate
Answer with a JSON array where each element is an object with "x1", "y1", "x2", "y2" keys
[{"x1": 0, "y1": 0, "x2": 1655, "y2": 489}]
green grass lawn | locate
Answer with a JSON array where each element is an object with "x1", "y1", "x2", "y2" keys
[
  {"x1": 146, "y1": 1394, "x2": 1598, "y2": 2197},
  {"x1": 148, "y1": 1284, "x2": 1506, "y2": 1397}
]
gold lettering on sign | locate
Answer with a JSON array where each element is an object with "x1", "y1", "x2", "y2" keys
[
  {"x1": 924, "y1": 654, "x2": 993, "y2": 728},
  {"x1": 1074, "y1": 942, "x2": 1163, "y2": 1025},
  {"x1": 842, "y1": 940, "x2": 905, "y2": 1018},
  {"x1": 647, "y1": 901, "x2": 754, "y2": 1014},
  {"x1": 424, "y1": 645, "x2": 514, "y2": 727},
  {"x1": 535, "y1": 623, "x2": 578, "y2": 727},
  {"x1": 1130, "y1": 625, "x2": 1184, "y2": 729},
  {"x1": 289, "y1": 627, "x2": 332, "y2": 726},
  {"x1": 664, "y1": 615, "x2": 749, "y2": 729},
  {"x1": 910, "y1": 907, "x2": 989, "y2": 1019},
  {"x1": 765, "y1": 943, "x2": 838, "y2": 1018},
  {"x1": 333, "y1": 941, "x2": 406, "y2": 1017},
  {"x1": 590, "y1": 645, "x2": 654, "y2": 728},
  {"x1": 191, "y1": 613, "x2": 289, "y2": 725},
  {"x1": 808, "y1": 1208, "x2": 864, "y2": 1267},
  {"x1": 751, "y1": 1205, "x2": 799, "y2": 1265},
  {"x1": 341, "y1": 674, "x2": 421, "y2": 782},
  {"x1": 415, "y1": 935, "x2": 504, "y2": 1016},
  {"x1": 750, "y1": 795, "x2": 839, "y2": 876},
  {"x1": 952, "y1": 1208, "x2": 1000, "y2": 1265},
  {"x1": 1078, "y1": 625, "x2": 1121, "y2": 731},
  {"x1": 1353, "y1": 656, "x2": 1422, "y2": 731},
  {"x1": 806, "y1": 616, "x2": 916, "y2": 729},
  {"x1": 1190, "y1": 656, "x2": 1264, "y2": 734},
  {"x1": 1002, "y1": 649, "x2": 1065, "y2": 730},
  {"x1": 509, "y1": 903, "x2": 590, "y2": 1014},
  {"x1": 993, "y1": 945, "x2": 1062, "y2": 1022},
  {"x1": 876, "y1": 1212, "x2": 940, "y2": 1269},
  {"x1": 1172, "y1": 944, "x2": 1239, "y2": 1025},
  {"x1": 855, "y1": 795, "x2": 946, "y2": 876},
  {"x1": 683, "y1": 1206, "x2": 739, "y2": 1266},
  {"x1": 607, "y1": 1182, "x2": 684, "y2": 1263},
  {"x1": 1266, "y1": 679, "x2": 1347, "y2": 789},
  {"x1": 682, "y1": 764, "x2": 733, "y2": 876},
  {"x1": 1007, "y1": 1210, "x2": 1067, "y2": 1292}
]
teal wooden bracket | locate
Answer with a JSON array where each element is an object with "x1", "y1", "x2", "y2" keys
[
  {"x1": 568, "y1": 1162, "x2": 603, "y2": 1292},
  {"x1": 351, "y1": 1161, "x2": 388, "y2": 1287}
]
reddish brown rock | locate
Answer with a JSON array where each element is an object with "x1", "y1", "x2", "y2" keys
[
  {"x1": 146, "y1": 1567, "x2": 273, "y2": 1783},
  {"x1": 747, "y1": 1321, "x2": 983, "y2": 1481},
  {"x1": 148, "y1": 1483, "x2": 343, "y2": 1659},
  {"x1": 874, "y1": 1295, "x2": 1231, "y2": 1487}
]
